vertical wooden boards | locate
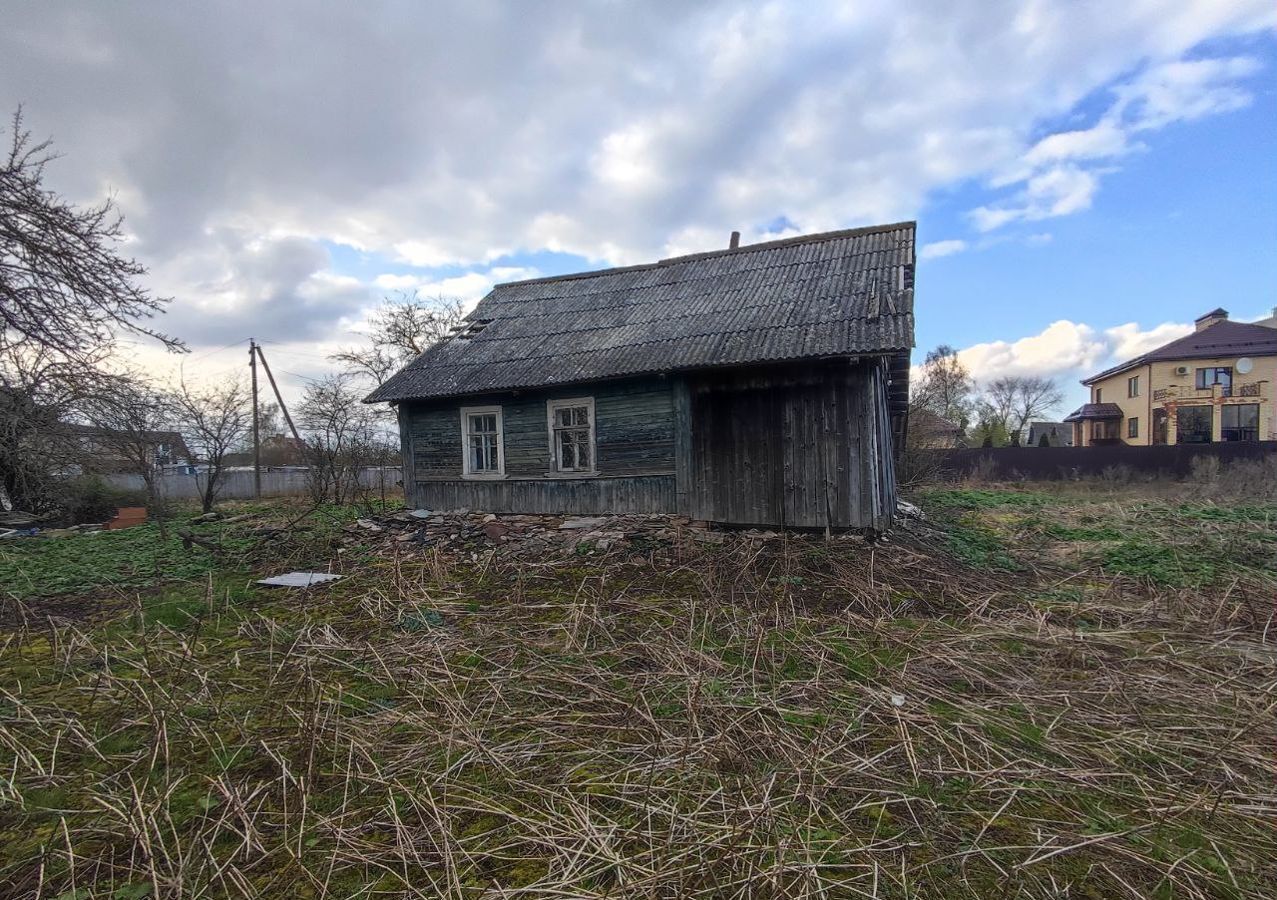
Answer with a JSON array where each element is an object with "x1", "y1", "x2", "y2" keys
[
  {"x1": 672, "y1": 376, "x2": 693, "y2": 516},
  {"x1": 395, "y1": 362, "x2": 898, "y2": 528},
  {"x1": 685, "y1": 360, "x2": 896, "y2": 528},
  {"x1": 397, "y1": 402, "x2": 415, "y2": 507}
]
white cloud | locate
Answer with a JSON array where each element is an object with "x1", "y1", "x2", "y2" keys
[
  {"x1": 372, "y1": 273, "x2": 422, "y2": 290},
  {"x1": 1022, "y1": 119, "x2": 1131, "y2": 166},
  {"x1": 1, "y1": 0, "x2": 1272, "y2": 364},
  {"x1": 973, "y1": 52, "x2": 1265, "y2": 231},
  {"x1": 943, "y1": 317, "x2": 1196, "y2": 393},
  {"x1": 919, "y1": 239, "x2": 967, "y2": 259},
  {"x1": 1119, "y1": 56, "x2": 1262, "y2": 130},
  {"x1": 975, "y1": 50, "x2": 1266, "y2": 232},
  {"x1": 957, "y1": 320, "x2": 1109, "y2": 383},
  {"x1": 1104, "y1": 320, "x2": 1193, "y2": 360}
]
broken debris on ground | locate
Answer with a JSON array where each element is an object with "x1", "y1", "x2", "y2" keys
[
  {"x1": 257, "y1": 572, "x2": 344, "y2": 588},
  {"x1": 344, "y1": 507, "x2": 893, "y2": 560}
]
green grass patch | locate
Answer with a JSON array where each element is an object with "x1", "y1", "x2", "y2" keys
[
  {"x1": 0, "y1": 519, "x2": 256, "y2": 600},
  {"x1": 919, "y1": 489, "x2": 1058, "y2": 511},
  {"x1": 1099, "y1": 540, "x2": 1227, "y2": 587},
  {"x1": 945, "y1": 519, "x2": 1021, "y2": 571}
]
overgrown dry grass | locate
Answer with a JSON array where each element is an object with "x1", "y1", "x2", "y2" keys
[{"x1": 1, "y1": 490, "x2": 1274, "y2": 898}]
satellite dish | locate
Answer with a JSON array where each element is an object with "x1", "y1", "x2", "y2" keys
[{"x1": 1237, "y1": 358, "x2": 1254, "y2": 375}]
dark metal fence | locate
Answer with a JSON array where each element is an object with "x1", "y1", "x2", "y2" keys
[{"x1": 921, "y1": 442, "x2": 1277, "y2": 481}]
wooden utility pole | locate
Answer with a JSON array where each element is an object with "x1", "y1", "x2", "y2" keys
[{"x1": 249, "y1": 338, "x2": 261, "y2": 498}]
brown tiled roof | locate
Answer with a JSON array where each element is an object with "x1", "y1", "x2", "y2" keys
[
  {"x1": 1083, "y1": 320, "x2": 1277, "y2": 384},
  {"x1": 366, "y1": 222, "x2": 916, "y2": 403},
  {"x1": 1064, "y1": 403, "x2": 1123, "y2": 421}
]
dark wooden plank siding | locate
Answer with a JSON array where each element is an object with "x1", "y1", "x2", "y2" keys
[
  {"x1": 398, "y1": 364, "x2": 895, "y2": 528},
  {"x1": 416, "y1": 475, "x2": 674, "y2": 515},
  {"x1": 402, "y1": 378, "x2": 675, "y2": 515},
  {"x1": 687, "y1": 360, "x2": 896, "y2": 529},
  {"x1": 406, "y1": 403, "x2": 463, "y2": 480},
  {"x1": 405, "y1": 377, "x2": 674, "y2": 482}
]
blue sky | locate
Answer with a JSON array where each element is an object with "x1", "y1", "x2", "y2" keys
[{"x1": 3, "y1": 2, "x2": 1274, "y2": 412}]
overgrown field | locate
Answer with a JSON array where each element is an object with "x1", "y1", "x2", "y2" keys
[{"x1": 1, "y1": 488, "x2": 1274, "y2": 898}]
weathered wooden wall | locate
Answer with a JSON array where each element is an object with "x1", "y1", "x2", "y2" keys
[
  {"x1": 396, "y1": 364, "x2": 897, "y2": 528},
  {"x1": 681, "y1": 360, "x2": 896, "y2": 529},
  {"x1": 401, "y1": 377, "x2": 675, "y2": 513},
  {"x1": 414, "y1": 475, "x2": 674, "y2": 515}
]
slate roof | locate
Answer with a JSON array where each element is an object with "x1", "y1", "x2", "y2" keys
[
  {"x1": 1064, "y1": 403, "x2": 1124, "y2": 422},
  {"x1": 367, "y1": 222, "x2": 915, "y2": 403},
  {"x1": 1083, "y1": 319, "x2": 1277, "y2": 384}
]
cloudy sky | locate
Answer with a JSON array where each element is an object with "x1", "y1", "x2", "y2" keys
[{"x1": 3, "y1": 1, "x2": 1275, "y2": 412}]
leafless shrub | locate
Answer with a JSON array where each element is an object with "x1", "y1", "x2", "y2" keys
[
  {"x1": 172, "y1": 377, "x2": 252, "y2": 512},
  {"x1": 296, "y1": 373, "x2": 393, "y2": 505},
  {"x1": 896, "y1": 446, "x2": 953, "y2": 488}
]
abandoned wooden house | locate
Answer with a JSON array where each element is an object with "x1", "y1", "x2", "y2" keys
[{"x1": 367, "y1": 221, "x2": 916, "y2": 529}]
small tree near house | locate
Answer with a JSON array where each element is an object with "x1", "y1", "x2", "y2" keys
[
  {"x1": 173, "y1": 377, "x2": 251, "y2": 513},
  {"x1": 296, "y1": 373, "x2": 391, "y2": 506},
  {"x1": 82, "y1": 377, "x2": 178, "y2": 531},
  {"x1": 910, "y1": 345, "x2": 974, "y2": 433}
]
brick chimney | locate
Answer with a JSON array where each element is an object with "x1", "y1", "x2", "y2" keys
[
  {"x1": 1194, "y1": 308, "x2": 1228, "y2": 332},
  {"x1": 729, "y1": 231, "x2": 740, "y2": 249}
]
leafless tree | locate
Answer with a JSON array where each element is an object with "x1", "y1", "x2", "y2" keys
[
  {"x1": 331, "y1": 291, "x2": 464, "y2": 386},
  {"x1": 0, "y1": 342, "x2": 118, "y2": 511},
  {"x1": 979, "y1": 375, "x2": 1064, "y2": 445},
  {"x1": 911, "y1": 345, "x2": 974, "y2": 431},
  {"x1": 296, "y1": 373, "x2": 391, "y2": 505},
  {"x1": 82, "y1": 377, "x2": 177, "y2": 516},
  {"x1": 173, "y1": 377, "x2": 251, "y2": 512},
  {"x1": 1, "y1": 108, "x2": 182, "y2": 361}
]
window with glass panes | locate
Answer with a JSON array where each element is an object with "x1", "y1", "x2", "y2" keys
[
  {"x1": 1221, "y1": 404, "x2": 1259, "y2": 442},
  {"x1": 548, "y1": 399, "x2": 594, "y2": 472},
  {"x1": 461, "y1": 407, "x2": 503, "y2": 475}
]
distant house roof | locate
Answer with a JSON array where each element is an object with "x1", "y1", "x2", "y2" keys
[
  {"x1": 1083, "y1": 319, "x2": 1277, "y2": 384},
  {"x1": 1025, "y1": 420, "x2": 1071, "y2": 445},
  {"x1": 1064, "y1": 403, "x2": 1124, "y2": 422},
  {"x1": 367, "y1": 222, "x2": 916, "y2": 405},
  {"x1": 910, "y1": 410, "x2": 960, "y2": 434}
]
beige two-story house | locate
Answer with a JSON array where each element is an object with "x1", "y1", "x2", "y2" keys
[{"x1": 1066, "y1": 308, "x2": 1276, "y2": 447}]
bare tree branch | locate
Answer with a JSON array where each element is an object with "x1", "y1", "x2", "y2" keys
[
  {"x1": 331, "y1": 291, "x2": 464, "y2": 386},
  {"x1": 1, "y1": 107, "x2": 184, "y2": 360}
]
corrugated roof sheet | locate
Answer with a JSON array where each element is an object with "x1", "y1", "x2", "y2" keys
[{"x1": 367, "y1": 222, "x2": 916, "y2": 403}]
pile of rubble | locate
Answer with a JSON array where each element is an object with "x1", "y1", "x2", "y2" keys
[{"x1": 346, "y1": 508, "x2": 744, "y2": 558}]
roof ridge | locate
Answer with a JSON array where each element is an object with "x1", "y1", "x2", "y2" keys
[
  {"x1": 1081, "y1": 318, "x2": 1277, "y2": 384},
  {"x1": 492, "y1": 221, "x2": 916, "y2": 289}
]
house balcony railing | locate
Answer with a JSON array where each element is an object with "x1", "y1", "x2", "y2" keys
[{"x1": 1152, "y1": 382, "x2": 1267, "y2": 402}]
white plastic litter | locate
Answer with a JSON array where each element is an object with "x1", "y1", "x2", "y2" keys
[{"x1": 256, "y1": 572, "x2": 343, "y2": 588}]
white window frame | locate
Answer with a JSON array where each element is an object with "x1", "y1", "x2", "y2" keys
[
  {"x1": 546, "y1": 397, "x2": 596, "y2": 476},
  {"x1": 460, "y1": 405, "x2": 505, "y2": 478}
]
